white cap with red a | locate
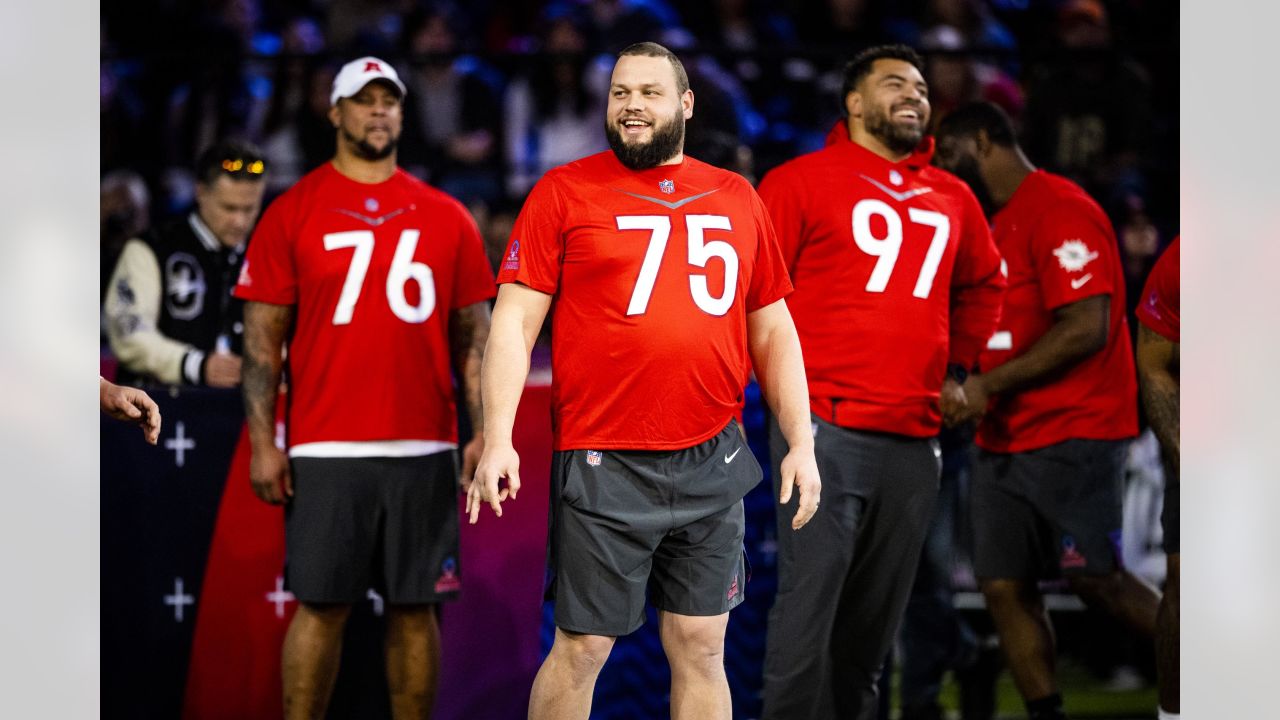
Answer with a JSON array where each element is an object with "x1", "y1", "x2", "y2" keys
[{"x1": 329, "y1": 56, "x2": 407, "y2": 106}]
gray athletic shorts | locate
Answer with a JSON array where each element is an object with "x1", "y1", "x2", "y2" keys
[
  {"x1": 286, "y1": 453, "x2": 460, "y2": 605},
  {"x1": 547, "y1": 421, "x2": 761, "y2": 636},
  {"x1": 971, "y1": 439, "x2": 1126, "y2": 579}
]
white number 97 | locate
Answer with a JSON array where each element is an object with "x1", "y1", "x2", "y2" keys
[{"x1": 851, "y1": 199, "x2": 950, "y2": 299}]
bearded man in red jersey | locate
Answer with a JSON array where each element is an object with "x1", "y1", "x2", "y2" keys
[
  {"x1": 236, "y1": 56, "x2": 496, "y2": 719},
  {"x1": 471, "y1": 42, "x2": 820, "y2": 720},
  {"x1": 756, "y1": 44, "x2": 1006, "y2": 720}
]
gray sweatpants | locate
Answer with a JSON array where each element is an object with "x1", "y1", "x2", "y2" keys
[{"x1": 762, "y1": 415, "x2": 940, "y2": 720}]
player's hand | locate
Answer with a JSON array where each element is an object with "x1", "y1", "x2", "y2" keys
[
  {"x1": 205, "y1": 352, "x2": 243, "y2": 388},
  {"x1": 778, "y1": 445, "x2": 821, "y2": 530},
  {"x1": 468, "y1": 443, "x2": 521, "y2": 524},
  {"x1": 953, "y1": 374, "x2": 991, "y2": 425},
  {"x1": 940, "y1": 377, "x2": 968, "y2": 427},
  {"x1": 249, "y1": 444, "x2": 292, "y2": 505},
  {"x1": 459, "y1": 434, "x2": 485, "y2": 492},
  {"x1": 100, "y1": 378, "x2": 162, "y2": 445}
]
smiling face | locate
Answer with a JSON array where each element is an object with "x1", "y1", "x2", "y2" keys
[
  {"x1": 604, "y1": 54, "x2": 693, "y2": 170},
  {"x1": 329, "y1": 80, "x2": 403, "y2": 161},
  {"x1": 847, "y1": 58, "x2": 931, "y2": 157}
]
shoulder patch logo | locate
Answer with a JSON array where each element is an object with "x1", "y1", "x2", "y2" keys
[
  {"x1": 502, "y1": 240, "x2": 520, "y2": 271},
  {"x1": 659, "y1": 179, "x2": 675, "y2": 194},
  {"x1": 1052, "y1": 239, "x2": 1099, "y2": 272}
]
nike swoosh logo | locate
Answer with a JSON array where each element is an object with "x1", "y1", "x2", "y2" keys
[
  {"x1": 613, "y1": 188, "x2": 720, "y2": 210},
  {"x1": 859, "y1": 174, "x2": 934, "y2": 202},
  {"x1": 1071, "y1": 273, "x2": 1094, "y2": 290},
  {"x1": 331, "y1": 207, "x2": 408, "y2": 227},
  {"x1": 724, "y1": 447, "x2": 742, "y2": 463}
]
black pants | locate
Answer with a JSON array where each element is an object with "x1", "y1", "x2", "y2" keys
[{"x1": 762, "y1": 415, "x2": 940, "y2": 720}]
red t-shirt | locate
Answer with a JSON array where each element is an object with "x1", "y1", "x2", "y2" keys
[
  {"x1": 1136, "y1": 236, "x2": 1180, "y2": 342},
  {"x1": 976, "y1": 170, "x2": 1138, "y2": 453},
  {"x1": 234, "y1": 163, "x2": 496, "y2": 449},
  {"x1": 497, "y1": 151, "x2": 793, "y2": 451},
  {"x1": 758, "y1": 124, "x2": 1006, "y2": 437}
]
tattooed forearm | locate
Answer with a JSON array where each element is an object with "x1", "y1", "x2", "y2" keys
[
  {"x1": 242, "y1": 301, "x2": 294, "y2": 448},
  {"x1": 1136, "y1": 324, "x2": 1179, "y2": 479},
  {"x1": 451, "y1": 301, "x2": 492, "y2": 432}
]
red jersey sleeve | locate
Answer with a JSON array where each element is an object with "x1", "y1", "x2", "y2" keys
[
  {"x1": 756, "y1": 167, "x2": 806, "y2": 272},
  {"x1": 1136, "y1": 236, "x2": 1180, "y2": 342},
  {"x1": 234, "y1": 194, "x2": 297, "y2": 305},
  {"x1": 746, "y1": 189, "x2": 794, "y2": 311},
  {"x1": 948, "y1": 187, "x2": 1006, "y2": 367},
  {"x1": 496, "y1": 173, "x2": 566, "y2": 294},
  {"x1": 1029, "y1": 202, "x2": 1116, "y2": 310},
  {"x1": 448, "y1": 201, "x2": 498, "y2": 308}
]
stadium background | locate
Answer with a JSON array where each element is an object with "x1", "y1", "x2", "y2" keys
[{"x1": 100, "y1": 1, "x2": 1180, "y2": 718}]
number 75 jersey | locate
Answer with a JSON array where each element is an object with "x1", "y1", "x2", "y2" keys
[
  {"x1": 234, "y1": 163, "x2": 496, "y2": 448},
  {"x1": 759, "y1": 131, "x2": 1005, "y2": 437},
  {"x1": 496, "y1": 151, "x2": 793, "y2": 452}
]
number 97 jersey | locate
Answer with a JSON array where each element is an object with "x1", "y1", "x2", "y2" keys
[
  {"x1": 234, "y1": 163, "x2": 496, "y2": 448},
  {"x1": 497, "y1": 151, "x2": 793, "y2": 452}
]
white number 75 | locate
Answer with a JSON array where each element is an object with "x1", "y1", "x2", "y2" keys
[{"x1": 617, "y1": 214, "x2": 739, "y2": 316}]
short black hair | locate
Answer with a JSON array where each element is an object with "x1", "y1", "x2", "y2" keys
[
  {"x1": 935, "y1": 102, "x2": 1018, "y2": 147},
  {"x1": 617, "y1": 41, "x2": 690, "y2": 95},
  {"x1": 840, "y1": 44, "x2": 925, "y2": 103},
  {"x1": 195, "y1": 138, "x2": 268, "y2": 186}
]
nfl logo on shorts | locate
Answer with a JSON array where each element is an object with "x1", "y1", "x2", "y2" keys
[{"x1": 586, "y1": 450, "x2": 602, "y2": 467}]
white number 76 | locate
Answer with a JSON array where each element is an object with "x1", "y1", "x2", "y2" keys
[{"x1": 323, "y1": 229, "x2": 436, "y2": 325}]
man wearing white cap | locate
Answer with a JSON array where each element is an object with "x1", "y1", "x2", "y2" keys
[{"x1": 236, "y1": 56, "x2": 496, "y2": 719}]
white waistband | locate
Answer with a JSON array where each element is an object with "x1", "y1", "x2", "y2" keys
[{"x1": 288, "y1": 440, "x2": 457, "y2": 458}]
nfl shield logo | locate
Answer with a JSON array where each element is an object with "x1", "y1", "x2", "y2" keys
[
  {"x1": 659, "y1": 179, "x2": 675, "y2": 194},
  {"x1": 586, "y1": 450, "x2": 602, "y2": 466}
]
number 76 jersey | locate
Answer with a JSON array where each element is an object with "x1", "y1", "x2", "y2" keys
[
  {"x1": 234, "y1": 163, "x2": 496, "y2": 448},
  {"x1": 496, "y1": 151, "x2": 793, "y2": 452}
]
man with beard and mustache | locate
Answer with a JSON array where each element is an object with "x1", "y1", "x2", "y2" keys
[
  {"x1": 470, "y1": 42, "x2": 820, "y2": 720},
  {"x1": 757, "y1": 45, "x2": 1006, "y2": 720},
  {"x1": 933, "y1": 102, "x2": 1161, "y2": 720},
  {"x1": 235, "y1": 56, "x2": 496, "y2": 720}
]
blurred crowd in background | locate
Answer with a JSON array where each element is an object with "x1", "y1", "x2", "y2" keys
[{"x1": 100, "y1": 0, "x2": 1177, "y2": 322}]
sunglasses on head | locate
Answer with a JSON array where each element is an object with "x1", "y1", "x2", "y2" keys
[{"x1": 220, "y1": 157, "x2": 266, "y2": 175}]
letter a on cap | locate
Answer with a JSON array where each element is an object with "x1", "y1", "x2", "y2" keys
[{"x1": 364, "y1": 61, "x2": 382, "y2": 72}]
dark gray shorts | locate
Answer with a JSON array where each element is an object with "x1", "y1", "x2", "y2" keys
[
  {"x1": 286, "y1": 453, "x2": 460, "y2": 605},
  {"x1": 547, "y1": 421, "x2": 761, "y2": 636},
  {"x1": 971, "y1": 439, "x2": 1126, "y2": 579}
]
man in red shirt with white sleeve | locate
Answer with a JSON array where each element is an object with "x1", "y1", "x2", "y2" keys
[
  {"x1": 235, "y1": 57, "x2": 495, "y2": 720},
  {"x1": 935, "y1": 102, "x2": 1161, "y2": 720},
  {"x1": 470, "y1": 42, "x2": 820, "y2": 720},
  {"x1": 1135, "y1": 236, "x2": 1180, "y2": 720},
  {"x1": 756, "y1": 45, "x2": 1005, "y2": 720}
]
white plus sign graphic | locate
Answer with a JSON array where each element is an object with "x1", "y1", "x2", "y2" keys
[
  {"x1": 266, "y1": 575, "x2": 295, "y2": 618},
  {"x1": 165, "y1": 421, "x2": 196, "y2": 467},
  {"x1": 164, "y1": 577, "x2": 195, "y2": 622},
  {"x1": 367, "y1": 588, "x2": 385, "y2": 617}
]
